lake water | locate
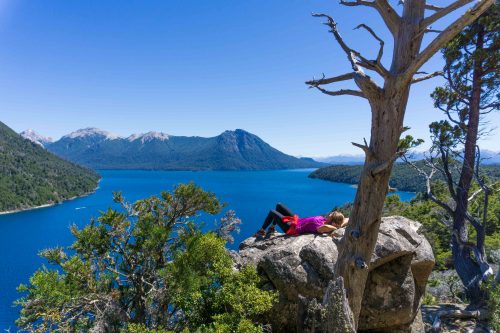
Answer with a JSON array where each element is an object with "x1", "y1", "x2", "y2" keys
[{"x1": 0, "y1": 169, "x2": 414, "y2": 329}]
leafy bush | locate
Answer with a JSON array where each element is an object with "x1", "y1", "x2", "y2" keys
[
  {"x1": 483, "y1": 277, "x2": 500, "y2": 331},
  {"x1": 16, "y1": 183, "x2": 276, "y2": 332},
  {"x1": 422, "y1": 293, "x2": 438, "y2": 305}
]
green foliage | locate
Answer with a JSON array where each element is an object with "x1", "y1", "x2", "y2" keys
[
  {"x1": 310, "y1": 162, "x2": 430, "y2": 192},
  {"x1": 397, "y1": 135, "x2": 424, "y2": 153},
  {"x1": 378, "y1": 178, "x2": 500, "y2": 270},
  {"x1": 428, "y1": 120, "x2": 462, "y2": 150},
  {"x1": 0, "y1": 121, "x2": 100, "y2": 212},
  {"x1": 123, "y1": 324, "x2": 172, "y2": 333},
  {"x1": 16, "y1": 183, "x2": 276, "y2": 333},
  {"x1": 382, "y1": 191, "x2": 451, "y2": 269},
  {"x1": 310, "y1": 161, "x2": 500, "y2": 193},
  {"x1": 422, "y1": 293, "x2": 438, "y2": 306},
  {"x1": 431, "y1": 2, "x2": 499, "y2": 121},
  {"x1": 209, "y1": 266, "x2": 277, "y2": 332},
  {"x1": 483, "y1": 277, "x2": 500, "y2": 331}
]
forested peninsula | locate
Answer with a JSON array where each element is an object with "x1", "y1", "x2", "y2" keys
[
  {"x1": 0, "y1": 121, "x2": 100, "y2": 213},
  {"x1": 309, "y1": 162, "x2": 500, "y2": 192}
]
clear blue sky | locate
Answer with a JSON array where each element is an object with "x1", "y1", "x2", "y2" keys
[{"x1": 1, "y1": 0, "x2": 498, "y2": 157}]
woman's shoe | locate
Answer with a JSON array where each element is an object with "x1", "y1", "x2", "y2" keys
[
  {"x1": 253, "y1": 229, "x2": 266, "y2": 238},
  {"x1": 266, "y1": 225, "x2": 276, "y2": 237}
]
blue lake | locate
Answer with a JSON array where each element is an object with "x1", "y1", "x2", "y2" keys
[{"x1": 0, "y1": 169, "x2": 414, "y2": 329}]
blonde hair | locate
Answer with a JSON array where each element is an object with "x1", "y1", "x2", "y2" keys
[{"x1": 330, "y1": 211, "x2": 345, "y2": 226}]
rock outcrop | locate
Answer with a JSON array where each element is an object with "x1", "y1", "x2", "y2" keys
[{"x1": 232, "y1": 216, "x2": 435, "y2": 332}]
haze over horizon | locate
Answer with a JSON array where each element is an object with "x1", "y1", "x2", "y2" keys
[{"x1": 1, "y1": 0, "x2": 499, "y2": 157}]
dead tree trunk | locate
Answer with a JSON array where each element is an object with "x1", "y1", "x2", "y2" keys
[{"x1": 306, "y1": 0, "x2": 494, "y2": 329}]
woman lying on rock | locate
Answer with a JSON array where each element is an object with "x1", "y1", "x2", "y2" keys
[{"x1": 253, "y1": 203, "x2": 348, "y2": 237}]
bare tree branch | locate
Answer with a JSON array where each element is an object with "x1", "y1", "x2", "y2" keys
[
  {"x1": 468, "y1": 187, "x2": 484, "y2": 202},
  {"x1": 425, "y1": 28, "x2": 443, "y2": 33},
  {"x1": 310, "y1": 13, "x2": 384, "y2": 95},
  {"x1": 399, "y1": 0, "x2": 443, "y2": 11},
  {"x1": 423, "y1": 0, "x2": 473, "y2": 27},
  {"x1": 340, "y1": 0, "x2": 401, "y2": 35},
  {"x1": 425, "y1": 3, "x2": 444, "y2": 11},
  {"x1": 411, "y1": 71, "x2": 443, "y2": 84},
  {"x1": 407, "y1": 0, "x2": 494, "y2": 77},
  {"x1": 431, "y1": 307, "x2": 488, "y2": 332},
  {"x1": 312, "y1": 14, "x2": 389, "y2": 78},
  {"x1": 313, "y1": 85, "x2": 367, "y2": 98},
  {"x1": 340, "y1": 0, "x2": 374, "y2": 6},
  {"x1": 352, "y1": 139, "x2": 372, "y2": 156},
  {"x1": 306, "y1": 73, "x2": 355, "y2": 86},
  {"x1": 402, "y1": 156, "x2": 455, "y2": 215},
  {"x1": 354, "y1": 24, "x2": 385, "y2": 64},
  {"x1": 312, "y1": 14, "x2": 389, "y2": 77},
  {"x1": 356, "y1": 56, "x2": 391, "y2": 78},
  {"x1": 400, "y1": 126, "x2": 411, "y2": 134},
  {"x1": 313, "y1": 13, "x2": 360, "y2": 71}
]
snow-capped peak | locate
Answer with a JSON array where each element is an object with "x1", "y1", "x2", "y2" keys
[
  {"x1": 127, "y1": 131, "x2": 170, "y2": 143},
  {"x1": 63, "y1": 127, "x2": 120, "y2": 140},
  {"x1": 20, "y1": 129, "x2": 53, "y2": 147}
]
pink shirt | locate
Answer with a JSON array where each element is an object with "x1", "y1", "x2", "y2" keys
[{"x1": 295, "y1": 216, "x2": 327, "y2": 234}]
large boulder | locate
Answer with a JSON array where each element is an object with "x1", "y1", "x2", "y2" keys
[{"x1": 232, "y1": 216, "x2": 435, "y2": 332}]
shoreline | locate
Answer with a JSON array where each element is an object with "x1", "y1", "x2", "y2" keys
[
  {"x1": 311, "y1": 176, "x2": 416, "y2": 194},
  {"x1": 0, "y1": 184, "x2": 100, "y2": 216}
]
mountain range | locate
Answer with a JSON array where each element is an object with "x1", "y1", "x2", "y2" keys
[
  {"x1": 0, "y1": 122, "x2": 100, "y2": 213},
  {"x1": 24, "y1": 128, "x2": 325, "y2": 170}
]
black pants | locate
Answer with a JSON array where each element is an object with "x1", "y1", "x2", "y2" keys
[{"x1": 261, "y1": 203, "x2": 294, "y2": 233}]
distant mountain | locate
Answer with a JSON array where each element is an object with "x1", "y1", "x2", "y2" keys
[
  {"x1": 314, "y1": 154, "x2": 365, "y2": 165},
  {"x1": 127, "y1": 131, "x2": 170, "y2": 143},
  {"x1": 20, "y1": 129, "x2": 53, "y2": 147},
  {"x1": 0, "y1": 122, "x2": 100, "y2": 213},
  {"x1": 480, "y1": 150, "x2": 500, "y2": 164},
  {"x1": 314, "y1": 150, "x2": 500, "y2": 165},
  {"x1": 313, "y1": 152, "x2": 424, "y2": 165},
  {"x1": 46, "y1": 128, "x2": 325, "y2": 170}
]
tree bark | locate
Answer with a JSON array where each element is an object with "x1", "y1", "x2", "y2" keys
[
  {"x1": 334, "y1": 82, "x2": 413, "y2": 325},
  {"x1": 451, "y1": 21, "x2": 486, "y2": 305},
  {"x1": 334, "y1": 1, "x2": 427, "y2": 325}
]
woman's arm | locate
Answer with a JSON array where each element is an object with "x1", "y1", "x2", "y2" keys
[{"x1": 317, "y1": 224, "x2": 337, "y2": 234}]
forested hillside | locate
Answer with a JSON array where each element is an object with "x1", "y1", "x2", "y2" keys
[
  {"x1": 310, "y1": 162, "x2": 500, "y2": 192},
  {"x1": 0, "y1": 121, "x2": 100, "y2": 212}
]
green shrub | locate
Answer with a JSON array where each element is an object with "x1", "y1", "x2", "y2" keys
[
  {"x1": 484, "y1": 277, "x2": 500, "y2": 331},
  {"x1": 422, "y1": 293, "x2": 438, "y2": 305},
  {"x1": 16, "y1": 183, "x2": 276, "y2": 332}
]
